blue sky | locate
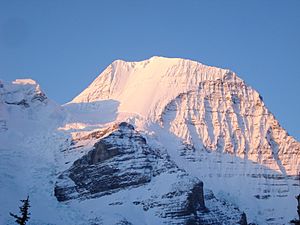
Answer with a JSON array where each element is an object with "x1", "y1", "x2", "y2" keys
[{"x1": 0, "y1": 0, "x2": 299, "y2": 140}]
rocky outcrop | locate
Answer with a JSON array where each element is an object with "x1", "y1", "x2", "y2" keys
[
  {"x1": 5, "y1": 99, "x2": 30, "y2": 107},
  {"x1": 238, "y1": 212, "x2": 248, "y2": 225},
  {"x1": 185, "y1": 182, "x2": 206, "y2": 214},
  {"x1": 55, "y1": 122, "x2": 245, "y2": 224},
  {"x1": 55, "y1": 122, "x2": 156, "y2": 201}
]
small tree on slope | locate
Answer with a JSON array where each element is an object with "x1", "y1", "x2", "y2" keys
[{"x1": 10, "y1": 196, "x2": 30, "y2": 225}]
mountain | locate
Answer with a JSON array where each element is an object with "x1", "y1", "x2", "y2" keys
[
  {"x1": 0, "y1": 57, "x2": 299, "y2": 225},
  {"x1": 70, "y1": 56, "x2": 299, "y2": 176}
]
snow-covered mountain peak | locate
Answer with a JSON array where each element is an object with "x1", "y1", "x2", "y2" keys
[
  {"x1": 68, "y1": 57, "x2": 299, "y2": 177},
  {"x1": 0, "y1": 79, "x2": 64, "y2": 137},
  {"x1": 1, "y1": 79, "x2": 46, "y2": 106},
  {"x1": 71, "y1": 57, "x2": 241, "y2": 121}
]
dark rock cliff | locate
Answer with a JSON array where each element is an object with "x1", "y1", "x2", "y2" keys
[{"x1": 55, "y1": 122, "x2": 246, "y2": 224}]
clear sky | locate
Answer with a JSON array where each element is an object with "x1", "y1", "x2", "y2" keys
[{"x1": 0, "y1": 0, "x2": 299, "y2": 140}]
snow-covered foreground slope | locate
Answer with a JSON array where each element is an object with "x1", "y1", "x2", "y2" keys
[
  {"x1": 1, "y1": 57, "x2": 299, "y2": 224},
  {"x1": 0, "y1": 80, "x2": 74, "y2": 224}
]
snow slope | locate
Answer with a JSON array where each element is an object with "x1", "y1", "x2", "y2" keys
[
  {"x1": 71, "y1": 57, "x2": 235, "y2": 122},
  {"x1": 0, "y1": 79, "x2": 74, "y2": 224}
]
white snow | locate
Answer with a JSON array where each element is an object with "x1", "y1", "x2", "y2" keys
[
  {"x1": 71, "y1": 57, "x2": 237, "y2": 122},
  {"x1": 12, "y1": 79, "x2": 37, "y2": 85}
]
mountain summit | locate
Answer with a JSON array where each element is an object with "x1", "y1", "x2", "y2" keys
[{"x1": 71, "y1": 56, "x2": 239, "y2": 121}]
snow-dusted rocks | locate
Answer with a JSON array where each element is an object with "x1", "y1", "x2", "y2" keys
[
  {"x1": 55, "y1": 122, "x2": 245, "y2": 224},
  {"x1": 1, "y1": 79, "x2": 47, "y2": 107},
  {"x1": 0, "y1": 79, "x2": 64, "y2": 137},
  {"x1": 55, "y1": 122, "x2": 156, "y2": 201}
]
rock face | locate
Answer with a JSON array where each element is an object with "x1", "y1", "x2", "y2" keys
[
  {"x1": 185, "y1": 182, "x2": 205, "y2": 214},
  {"x1": 55, "y1": 122, "x2": 245, "y2": 224},
  {"x1": 55, "y1": 122, "x2": 156, "y2": 201}
]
